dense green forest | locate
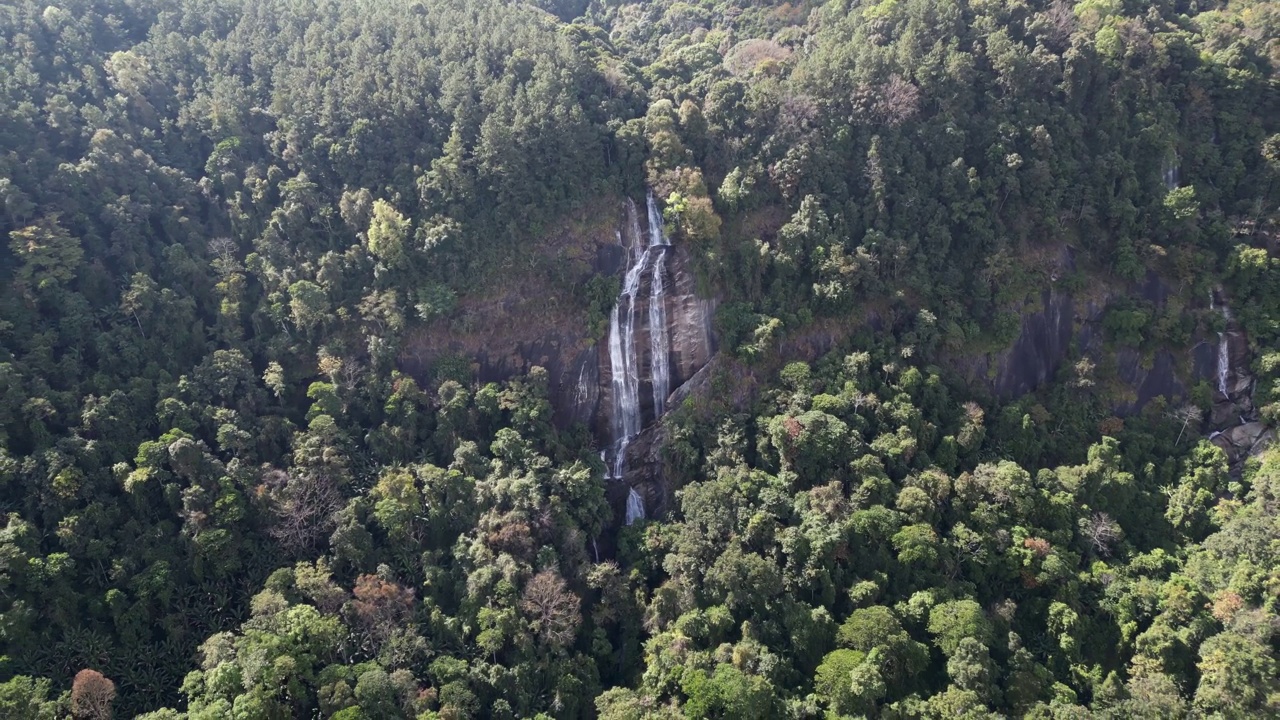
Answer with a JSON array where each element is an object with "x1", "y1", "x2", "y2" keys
[{"x1": 1, "y1": 0, "x2": 1280, "y2": 717}]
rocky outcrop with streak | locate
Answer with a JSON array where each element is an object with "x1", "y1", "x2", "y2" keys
[{"x1": 399, "y1": 194, "x2": 716, "y2": 526}]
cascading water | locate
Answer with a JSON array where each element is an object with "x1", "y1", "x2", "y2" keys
[
  {"x1": 573, "y1": 363, "x2": 592, "y2": 411},
  {"x1": 603, "y1": 194, "x2": 675, "y2": 499},
  {"x1": 625, "y1": 488, "x2": 646, "y2": 525},
  {"x1": 1214, "y1": 291, "x2": 1232, "y2": 398},
  {"x1": 1217, "y1": 332, "x2": 1230, "y2": 398},
  {"x1": 606, "y1": 299, "x2": 641, "y2": 478},
  {"x1": 647, "y1": 192, "x2": 672, "y2": 417}
]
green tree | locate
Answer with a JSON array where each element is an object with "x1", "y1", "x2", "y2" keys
[
  {"x1": 366, "y1": 199, "x2": 410, "y2": 268},
  {"x1": 8, "y1": 216, "x2": 82, "y2": 293}
]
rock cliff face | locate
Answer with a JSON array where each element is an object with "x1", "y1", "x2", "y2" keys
[
  {"x1": 408, "y1": 219, "x2": 1274, "y2": 523},
  {"x1": 952, "y1": 267, "x2": 1192, "y2": 409},
  {"x1": 592, "y1": 245, "x2": 716, "y2": 434},
  {"x1": 594, "y1": 195, "x2": 715, "y2": 521},
  {"x1": 1207, "y1": 328, "x2": 1275, "y2": 463},
  {"x1": 567, "y1": 211, "x2": 716, "y2": 448},
  {"x1": 988, "y1": 289, "x2": 1077, "y2": 400},
  {"x1": 398, "y1": 194, "x2": 716, "y2": 520},
  {"x1": 946, "y1": 262, "x2": 1272, "y2": 465}
]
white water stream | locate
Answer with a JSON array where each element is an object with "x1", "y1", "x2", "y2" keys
[
  {"x1": 1214, "y1": 291, "x2": 1232, "y2": 398},
  {"x1": 625, "y1": 487, "x2": 646, "y2": 526},
  {"x1": 1217, "y1": 332, "x2": 1230, "y2": 398},
  {"x1": 646, "y1": 194, "x2": 671, "y2": 417},
  {"x1": 604, "y1": 193, "x2": 675, "y2": 526}
]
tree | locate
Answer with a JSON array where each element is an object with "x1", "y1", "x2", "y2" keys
[
  {"x1": 1080, "y1": 512, "x2": 1123, "y2": 557},
  {"x1": 347, "y1": 572, "x2": 415, "y2": 657},
  {"x1": 289, "y1": 280, "x2": 330, "y2": 333},
  {"x1": 1194, "y1": 633, "x2": 1280, "y2": 718},
  {"x1": 837, "y1": 605, "x2": 929, "y2": 687},
  {"x1": 814, "y1": 648, "x2": 866, "y2": 716},
  {"x1": 928, "y1": 600, "x2": 993, "y2": 657},
  {"x1": 1166, "y1": 442, "x2": 1228, "y2": 540},
  {"x1": 1104, "y1": 669, "x2": 1188, "y2": 719},
  {"x1": 947, "y1": 638, "x2": 997, "y2": 702},
  {"x1": 596, "y1": 687, "x2": 681, "y2": 720},
  {"x1": 680, "y1": 663, "x2": 778, "y2": 720},
  {"x1": 8, "y1": 216, "x2": 82, "y2": 294},
  {"x1": 262, "y1": 467, "x2": 343, "y2": 556},
  {"x1": 366, "y1": 199, "x2": 410, "y2": 268},
  {"x1": 71, "y1": 669, "x2": 115, "y2": 720},
  {"x1": 370, "y1": 468, "x2": 422, "y2": 540},
  {"x1": 1163, "y1": 186, "x2": 1199, "y2": 222},
  {"x1": 521, "y1": 569, "x2": 581, "y2": 648},
  {"x1": 0, "y1": 676, "x2": 61, "y2": 720}
]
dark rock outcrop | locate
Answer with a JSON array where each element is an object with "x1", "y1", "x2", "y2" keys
[
  {"x1": 991, "y1": 290, "x2": 1076, "y2": 399},
  {"x1": 1211, "y1": 422, "x2": 1275, "y2": 461},
  {"x1": 939, "y1": 261, "x2": 1272, "y2": 467},
  {"x1": 1114, "y1": 348, "x2": 1185, "y2": 415},
  {"x1": 614, "y1": 423, "x2": 671, "y2": 519}
]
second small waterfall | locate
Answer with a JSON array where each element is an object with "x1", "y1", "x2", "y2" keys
[
  {"x1": 1217, "y1": 332, "x2": 1230, "y2": 398},
  {"x1": 1214, "y1": 291, "x2": 1232, "y2": 399},
  {"x1": 625, "y1": 488, "x2": 646, "y2": 525},
  {"x1": 604, "y1": 193, "x2": 675, "y2": 483}
]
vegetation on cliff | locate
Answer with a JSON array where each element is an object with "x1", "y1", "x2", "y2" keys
[{"x1": 0, "y1": 0, "x2": 1278, "y2": 717}]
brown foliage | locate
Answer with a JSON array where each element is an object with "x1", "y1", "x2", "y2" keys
[
  {"x1": 877, "y1": 75, "x2": 920, "y2": 127},
  {"x1": 348, "y1": 573, "x2": 416, "y2": 655},
  {"x1": 521, "y1": 569, "x2": 581, "y2": 648},
  {"x1": 71, "y1": 669, "x2": 116, "y2": 720},
  {"x1": 260, "y1": 468, "x2": 343, "y2": 556},
  {"x1": 1099, "y1": 416, "x2": 1125, "y2": 435},
  {"x1": 486, "y1": 520, "x2": 535, "y2": 559},
  {"x1": 809, "y1": 481, "x2": 848, "y2": 521},
  {"x1": 1023, "y1": 536, "x2": 1052, "y2": 557},
  {"x1": 783, "y1": 416, "x2": 803, "y2": 441},
  {"x1": 724, "y1": 39, "x2": 791, "y2": 77},
  {"x1": 1210, "y1": 591, "x2": 1245, "y2": 624},
  {"x1": 351, "y1": 574, "x2": 415, "y2": 627}
]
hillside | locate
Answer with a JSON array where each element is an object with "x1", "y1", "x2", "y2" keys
[{"x1": 1, "y1": 0, "x2": 1279, "y2": 718}]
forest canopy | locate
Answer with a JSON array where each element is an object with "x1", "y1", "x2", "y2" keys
[{"x1": 1, "y1": 0, "x2": 1279, "y2": 718}]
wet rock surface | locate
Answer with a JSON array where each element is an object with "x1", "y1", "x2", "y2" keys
[
  {"x1": 1205, "y1": 327, "x2": 1271, "y2": 466},
  {"x1": 1115, "y1": 348, "x2": 1185, "y2": 415},
  {"x1": 991, "y1": 290, "x2": 1076, "y2": 399},
  {"x1": 593, "y1": 241, "x2": 716, "y2": 443},
  {"x1": 945, "y1": 265, "x2": 1272, "y2": 466},
  {"x1": 614, "y1": 423, "x2": 670, "y2": 519},
  {"x1": 400, "y1": 197, "x2": 715, "y2": 459}
]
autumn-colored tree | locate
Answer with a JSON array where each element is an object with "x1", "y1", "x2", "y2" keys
[
  {"x1": 8, "y1": 216, "x2": 82, "y2": 294},
  {"x1": 70, "y1": 669, "x2": 115, "y2": 720},
  {"x1": 347, "y1": 572, "x2": 416, "y2": 657},
  {"x1": 521, "y1": 570, "x2": 581, "y2": 648}
]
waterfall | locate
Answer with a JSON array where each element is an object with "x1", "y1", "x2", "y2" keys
[
  {"x1": 1217, "y1": 332, "x2": 1230, "y2": 398},
  {"x1": 604, "y1": 194, "x2": 675, "y2": 480},
  {"x1": 573, "y1": 362, "x2": 592, "y2": 410},
  {"x1": 606, "y1": 302, "x2": 640, "y2": 478},
  {"x1": 647, "y1": 192, "x2": 672, "y2": 417},
  {"x1": 625, "y1": 487, "x2": 646, "y2": 525},
  {"x1": 1214, "y1": 291, "x2": 1232, "y2": 399},
  {"x1": 1162, "y1": 153, "x2": 1180, "y2": 190}
]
